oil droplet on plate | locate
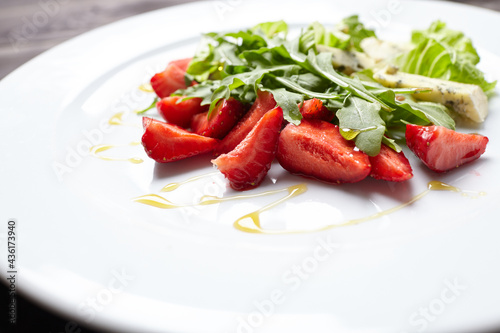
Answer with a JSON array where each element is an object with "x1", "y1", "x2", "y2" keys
[
  {"x1": 339, "y1": 126, "x2": 378, "y2": 140},
  {"x1": 108, "y1": 112, "x2": 124, "y2": 125},
  {"x1": 427, "y1": 181, "x2": 460, "y2": 192},
  {"x1": 233, "y1": 181, "x2": 484, "y2": 234},
  {"x1": 108, "y1": 112, "x2": 141, "y2": 127},
  {"x1": 132, "y1": 178, "x2": 485, "y2": 235}
]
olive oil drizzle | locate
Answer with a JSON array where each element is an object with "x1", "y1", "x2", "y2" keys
[
  {"x1": 108, "y1": 112, "x2": 125, "y2": 125},
  {"x1": 90, "y1": 142, "x2": 143, "y2": 164},
  {"x1": 108, "y1": 112, "x2": 141, "y2": 127},
  {"x1": 138, "y1": 83, "x2": 154, "y2": 93},
  {"x1": 232, "y1": 184, "x2": 308, "y2": 234},
  {"x1": 134, "y1": 183, "x2": 307, "y2": 210},
  {"x1": 199, "y1": 186, "x2": 292, "y2": 205},
  {"x1": 235, "y1": 181, "x2": 483, "y2": 234},
  {"x1": 161, "y1": 172, "x2": 220, "y2": 192},
  {"x1": 133, "y1": 179, "x2": 485, "y2": 234},
  {"x1": 133, "y1": 194, "x2": 182, "y2": 209},
  {"x1": 316, "y1": 189, "x2": 431, "y2": 231}
]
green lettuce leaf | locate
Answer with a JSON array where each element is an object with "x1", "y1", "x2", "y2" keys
[
  {"x1": 299, "y1": 22, "x2": 350, "y2": 53},
  {"x1": 412, "y1": 21, "x2": 479, "y2": 64},
  {"x1": 251, "y1": 20, "x2": 288, "y2": 38},
  {"x1": 337, "y1": 96, "x2": 385, "y2": 156},
  {"x1": 338, "y1": 15, "x2": 376, "y2": 51},
  {"x1": 174, "y1": 18, "x2": 487, "y2": 158},
  {"x1": 376, "y1": 89, "x2": 455, "y2": 129},
  {"x1": 395, "y1": 21, "x2": 496, "y2": 93}
]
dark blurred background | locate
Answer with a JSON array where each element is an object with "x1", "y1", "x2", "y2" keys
[{"x1": 1, "y1": 0, "x2": 500, "y2": 332}]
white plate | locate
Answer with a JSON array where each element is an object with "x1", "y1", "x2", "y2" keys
[{"x1": 1, "y1": 1, "x2": 500, "y2": 332}]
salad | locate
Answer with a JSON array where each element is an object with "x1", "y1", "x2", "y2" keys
[{"x1": 140, "y1": 16, "x2": 492, "y2": 191}]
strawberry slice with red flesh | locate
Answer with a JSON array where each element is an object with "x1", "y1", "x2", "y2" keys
[
  {"x1": 299, "y1": 98, "x2": 334, "y2": 122},
  {"x1": 150, "y1": 58, "x2": 192, "y2": 99},
  {"x1": 142, "y1": 117, "x2": 218, "y2": 163},
  {"x1": 191, "y1": 98, "x2": 247, "y2": 139},
  {"x1": 405, "y1": 124, "x2": 489, "y2": 172},
  {"x1": 157, "y1": 96, "x2": 208, "y2": 128},
  {"x1": 369, "y1": 144, "x2": 413, "y2": 182},
  {"x1": 214, "y1": 90, "x2": 276, "y2": 156},
  {"x1": 277, "y1": 120, "x2": 371, "y2": 184},
  {"x1": 212, "y1": 106, "x2": 283, "y2": 191}
]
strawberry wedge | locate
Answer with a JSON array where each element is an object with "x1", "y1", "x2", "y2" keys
[
  {"x1": 150, "y1": 58, "x2": 192, "y2": 99},
  {"x1": 191, "y1": 98, "x2": 247, "y2": 139},
  {"x1": 214, "y1": 90, "x2": 276, "y2": 156},
  {"x1": 142, "y1": 117, "x2": 218, "y2": 163},
  {"x1": 405, "y1": 124, "x2": 489, "y2": 172},
  {"x1": 157, "y1": 96, "x2": 208, "y2": 128},
  {"x1": 212, "y1": 107, "x2": 283, "y2": 191},
  {"x1": 369, "y1": 144, "x2": 413, "y2": 182},
  {"x1": 299, "y1": 98, "x2": 334, "y2": 122},
  {"x1": 277, "y1": 120, "x2": 371, "y2": 184}
]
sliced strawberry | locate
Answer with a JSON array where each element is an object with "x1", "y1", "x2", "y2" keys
[
  {"x1": 277, "y1": 120, "x2": 371, "y2": 184},
  {"x1": 191, "y1": 98, "x2": 247, "y2": 139},
  {"x1": 212, "y1": 107, "x2": 283, "y2": 191},
  {"x1": 405, "y1": 124, "x2": 489, "y2": 172},
  {"x1": 150, "y1": 58, "x2": 192, "y2": 99},
  {"x1": 157, "y1": 96, "x2": 208, "y2": 128},
  {"x1": 169, "y1": 58, "x2": 191, "y2": 72},
  {"x1": 214, "y1": 90, "x2": 276, "y2": 156},
  {"x1": 369, "y1": 144, "x2": 413, "y2": 182},
  {"x1": 142, "y1": 117, "x2": 218, "y2": 163},
  {"x1": 299, "y1": 98, "x2": 334, "y2": 122}
]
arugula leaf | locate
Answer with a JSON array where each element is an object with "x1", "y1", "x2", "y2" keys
[
  {"x1": 376, "y1": 89, "x2": 455, "y2": 129},
  {"x1": 136, "y1": 97, "x2": 159, "y2": 115},
  {"x1": 261, "y1": 87, "x2": 303, "y2": 124},
  {"x1": 174, "y1": 18, "x2": 485, "y2": 158},
  {"x1": 338, "y1": 15, "x2": 376, "y2": 51},
  {"x1": 185, "y1": 37, "x2": 221, "y2": 82},
  {"x1": 299, "y1": 17, "x2": 374, "y2": 54},
  {"x1": 271, "y1": 75, "x2": 343, "y2": 101},
  {"x1": 299, "y1": 22, "x2": 350, "y2": 53},
  {"x1": 307, "y1": 52, "x2": 393, "y2": 111},
  {"x1": 174, "y1": 80, "x2": 221, "y2": 106},
  {"x1": 186, "y1": 28, "x2": 270, "y2": 83},
  {"x1": 337, "y1": 97, "x2": 385, "y2": 156},
  {"x1": 382, "y1": 136, "x2": 403, "y2": 153},
  {"x1": 210, "y1": 64, "x2": 301, "y2": 111},
  {"x1": 397, "y1": 98, "x2": 455, "y2": 129},
  {"x1": 251, "y1": 20, "x2": 288, "y2": 38},
  {"x1": 224, "y1": 31, "x2": 268, "y2": 52}
]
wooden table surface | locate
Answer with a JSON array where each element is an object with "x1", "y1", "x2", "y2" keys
[{"x1": 1, "y1": 0, "x2": 499, "y2": 332}]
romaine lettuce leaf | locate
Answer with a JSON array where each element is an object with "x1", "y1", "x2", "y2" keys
[{"x1": 395, "y1": 21, "x2": 496, "y2": 93}]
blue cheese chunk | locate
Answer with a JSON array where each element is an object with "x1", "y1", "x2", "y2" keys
[
  {"x1": 316, "y1": 45, "x2": 375, "y2": 75},
  {"x1": 360, "y1": 37, "x2": 412, "y2": 64},
  {"x1": 374, "y1": 66, "x2": 488, "y2": 123}
]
